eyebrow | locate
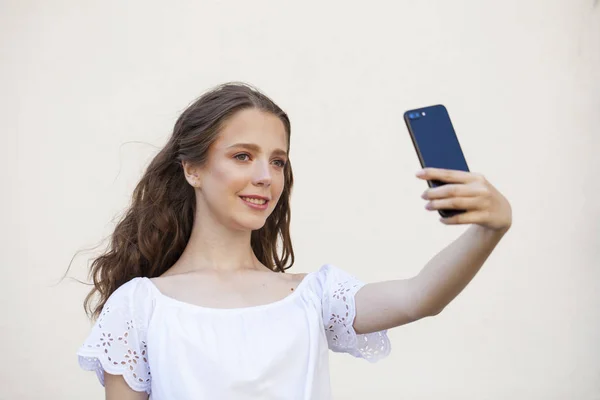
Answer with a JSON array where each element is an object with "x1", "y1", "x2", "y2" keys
[{"x1": 226, "y1": 143, "x2": 288, "y2": 158}]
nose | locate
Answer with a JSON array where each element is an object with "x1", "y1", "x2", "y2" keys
[{"x1": 252, "y1": 159, "x2": 272, "y2": 187}]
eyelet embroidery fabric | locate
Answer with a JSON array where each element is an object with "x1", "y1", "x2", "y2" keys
[
  {"x1": 76, "y1": 267, "x2": 390, "y2": 397},
  {"x1": 77, "y1": 280, "x2": 152, "y2": 394},
  {"x1": 322, "y1": 265, "x2": 391, "y2": 362}
]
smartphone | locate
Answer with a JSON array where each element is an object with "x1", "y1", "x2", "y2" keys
[{"x1": 403, "y1": 104, "x2": 469, "y2": 218}]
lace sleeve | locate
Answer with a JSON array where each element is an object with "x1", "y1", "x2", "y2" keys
[
  {"x1": 76, "y1": 278, "x2": 152, "y2": 394},
  {"x1": 320, "y1": 264, "x2": 391, "y2": 362}
]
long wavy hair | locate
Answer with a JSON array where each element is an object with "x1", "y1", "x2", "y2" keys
[{"x1": 83, "y1": 83, "x2": 295, "y2": 320}]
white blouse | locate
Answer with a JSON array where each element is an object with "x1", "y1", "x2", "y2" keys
[{"x1": 77, "y1": 264, "x2": 391, "y2": 399}]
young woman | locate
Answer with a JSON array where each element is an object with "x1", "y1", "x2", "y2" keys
[{"x1": 76, "y1": 83, "x2": 512, "y2": 399}]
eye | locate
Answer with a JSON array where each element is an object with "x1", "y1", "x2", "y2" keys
[
  {"x1": 234, "y1": 153, "x2": 251, "y2": 162},
  {"x1": 272, "y1": 159, "x2": 287, "y2": 168}
]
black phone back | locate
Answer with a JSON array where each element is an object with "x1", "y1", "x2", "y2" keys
[{"x1": 403, "y1": 104, "x2": 469, "y2": 217}]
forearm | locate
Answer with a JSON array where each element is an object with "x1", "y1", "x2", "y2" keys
[{"x1": 414, "y1": 224, "x2": 509, "y2": 316}]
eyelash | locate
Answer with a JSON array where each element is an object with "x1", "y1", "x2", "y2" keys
[{"x1": 234, "y1": 153, "x2": 286, "y2": 168}]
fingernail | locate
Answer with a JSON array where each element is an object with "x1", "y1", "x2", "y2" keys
[{"x1": 416, "y1": 169, "x2": 425, "y2": 176}]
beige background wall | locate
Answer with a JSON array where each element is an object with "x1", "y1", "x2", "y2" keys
[{"x1": 2, "y1": 0, "x2": 599, "y2": 399}]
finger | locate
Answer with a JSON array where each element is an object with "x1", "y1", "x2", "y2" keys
[
  {"x1": 440, "y1": 210, "x2": 489, "y2": 225},
  {"x1": 422, "y1": 184, "x2": 486, "y2": 200},
  {"x1": 416, "y1": 168, "x2": 482, "y2": 184},
  {"x1": 425, "y1": 197, "x2": 482, "y2": 211}
]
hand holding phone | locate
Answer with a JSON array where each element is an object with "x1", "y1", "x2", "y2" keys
[{"x1": 404, "y1": 105, "x2": 469, "y2": 218}]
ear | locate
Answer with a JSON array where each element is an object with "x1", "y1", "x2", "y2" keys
[{"x1": 182, "y1": 160, "x2": 202, "y2": 188}]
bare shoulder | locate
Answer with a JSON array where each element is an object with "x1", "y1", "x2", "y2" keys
[
  {"x1": 148, "y1": 269, "x2": 215, "y2": 294},
  {"x1": 288, "y1": 270, "x2": 308, "y2": 279},
  {"x1": 283, "y1": 270, "x2": 309, "y2": 283},
  {"x1": 148, "y1": 272, "x2": 182, "y2": 292}
]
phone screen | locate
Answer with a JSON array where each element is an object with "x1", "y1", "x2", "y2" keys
[{"x1": 404, "y1": 104, "x2": 469, "y2": 217}]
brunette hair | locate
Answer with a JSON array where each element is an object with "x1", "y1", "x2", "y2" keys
[{"x1": 82, "y1": 82, "x2": 294, "y2": 320}]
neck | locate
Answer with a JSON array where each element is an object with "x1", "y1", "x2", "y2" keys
[{"x1": 169, "y1": 210, "x2": 264, "y2": 275}]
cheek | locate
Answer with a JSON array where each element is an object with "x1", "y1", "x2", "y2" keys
[
  {"x1": 272, "y1": 173, "x2": 286, "y2": 199},
  {"x1": 207, "y1": 164, "x2": 247, "y2": 196}
]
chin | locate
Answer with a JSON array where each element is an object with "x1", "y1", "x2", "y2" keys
[{"x1": 231, "y1": 215, "x2": 269, "y2": 232}]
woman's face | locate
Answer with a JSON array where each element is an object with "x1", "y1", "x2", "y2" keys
[{"x1": 191, "y1": 108, "x2": 289, "y2": 232}]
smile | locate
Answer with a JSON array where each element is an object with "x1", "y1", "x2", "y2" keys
[
  {"x1": 241, "y1": 196, "x2": 267, "y2": 205},
  {"x1": 240, "y1": 196, "x2": 269, "y2": 209}
]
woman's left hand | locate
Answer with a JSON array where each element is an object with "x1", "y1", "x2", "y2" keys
[{"x1": 416, "y1": 168, "x2": 512, "y2": 232}]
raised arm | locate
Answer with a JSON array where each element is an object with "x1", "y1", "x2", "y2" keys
[
  {"x1": 353, "y1": 168, "x2": 512, "y2": 334},
  {"x1": 105, "y1": 373, "x2": 149, "y2": 400}
]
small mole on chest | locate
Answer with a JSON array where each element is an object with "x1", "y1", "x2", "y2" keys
[{"x1": 290, "y1": 287, "x2": 294, "y2": 291}]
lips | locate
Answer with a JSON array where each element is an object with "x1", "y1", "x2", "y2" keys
[
  {"x1": 238, "y1": 194, "x2": 271, "y2": 210},
  {"x1": 240, "y1": 196, "x2": 268, "y2": 205}
]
